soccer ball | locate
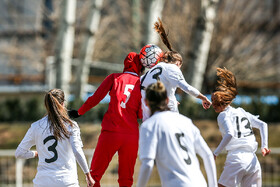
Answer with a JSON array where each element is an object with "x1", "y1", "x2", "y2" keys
[{"x1": 139, "y1": 44, "x2": 163, "y2": 69}]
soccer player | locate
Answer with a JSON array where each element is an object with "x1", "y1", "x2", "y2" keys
[
  {"x1": 211, "y1": 67, "x2": 271, "y2": 187},
  {"x1": 15, "y1": 89, "x2": 94, "y2": 187},
  {"x1": 137, "y1": 81, "x2": 217, "y2": 187},
  {"x1": 140, "y1": 18, "x2": 211, "y2": 121},
  {"x1": 68, "y1": 52, "x2": 143, "y2": 187}
]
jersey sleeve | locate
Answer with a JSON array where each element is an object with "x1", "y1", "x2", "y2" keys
[
  {"x1": 213, "y1": 134, "x2": 232, "y2": 156},
  {"x1": 136, "y1": 158, "x2": 154, "y2": 187},
  {"x1": 193, "y1": 126, "x2": 218, "y2": 187},
  {"x1": 78, "y1": 74, "x2": 114, "y2": 115},
  {"x1": 139, "y1": 121, "x2": 158, "y2": 160},
  {"x1": 214, "y1": 112, "x2": 234, "y2": 155},
  {"x1": 167, "y1": 65, "x2": 200, "y2": 97},
  {"x1": 217, "y1": 112, "x2": 235, "y2": 136},
  {"x1": 69, "y1": 122, "x2": 90, "y2": 174},
  {"x1": 245, "y1": 111, "x2": 269, "y2": 149},
  {"x1": 69, "y1": 122, "x2": 84, "y2": 148},
  {"x1": 15, "y1": 124, "x2": 36, "y2": 159}
]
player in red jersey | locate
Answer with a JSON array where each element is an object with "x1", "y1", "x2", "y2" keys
[{"x1": 69, "y1": 52, "x2": 143, "y2": 187}]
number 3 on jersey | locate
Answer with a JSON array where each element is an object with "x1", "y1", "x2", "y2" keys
[
  {"x1": 120, "y1": 84, "x2": 134, "y2": 108},
  {"x1": 43, "y1": 135, "x2": 58, "y2": 163}
]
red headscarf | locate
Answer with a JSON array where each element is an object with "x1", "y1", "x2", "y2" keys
[{"x1": 123, "y1": 52, "x2": 143, "y2": 76}]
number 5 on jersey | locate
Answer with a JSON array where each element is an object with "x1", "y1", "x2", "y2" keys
[
  {"x1": 175, "y1": 133, "x2": 192, "y2": 165},
  {"x1": 120, "y1": 84, "x2": 134, "y2": 108}
]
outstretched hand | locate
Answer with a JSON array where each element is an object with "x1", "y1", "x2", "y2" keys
[
  {"x1": 261, "y1": 148, "x2": 271, "y2": 157},
  {"x1": 68, "y1": 110, "x2": 81, "y2": 119},
  {"x1": 202, "y1": 98, "x2": 212, "y2": 110},
  {"x1": 197, "y1": 94, "x2": 212, "y2": 110}
]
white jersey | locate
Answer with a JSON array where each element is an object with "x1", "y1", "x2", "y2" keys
[
  {"x1": 140, "y1": 62, "x2": 200, "y2": 121},
  {"x1": 214, "y1": 106, "x2": 268, "y2": 155},
  {"x1": 15, "y1": 116, "x2": 87, "y2": 187},
  {"x1": 139, "y1": 111, "x2": 217, "y2": 187}
]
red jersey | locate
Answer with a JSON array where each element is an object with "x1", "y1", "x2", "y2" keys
[
  {"x1": 78, "y1": 52, "x2": 143, "y2": 134},
  {"x1": 78, "y1": 72, "x2": 142, "y2": 134}
]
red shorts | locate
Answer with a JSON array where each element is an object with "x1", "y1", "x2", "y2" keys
[{"x1": 90, "y1": 131, "x2": 139, "y2": 187}]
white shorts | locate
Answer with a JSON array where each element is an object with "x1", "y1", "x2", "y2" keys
[{"x1": 218, "y1": 151, "x2": 261, "y2": 187}]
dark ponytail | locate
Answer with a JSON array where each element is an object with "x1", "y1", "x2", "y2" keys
[
  {"x1": 154, "y1": 18, "x2": 183, "y2": 65},
  {"x1": 154, "y1": 18, "x2": 173, "y2": 51},
  {"x1": 44, "y1": 89, "x2": 74, "y2": 140}
]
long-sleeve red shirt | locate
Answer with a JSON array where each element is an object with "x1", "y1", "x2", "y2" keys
[{"x1": 78, "y1": 72, "x2": 142, "y2": 134}]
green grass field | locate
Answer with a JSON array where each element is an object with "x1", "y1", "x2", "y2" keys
[
  {"x1": 1, "y1": 120, "x2": 280, "y2": 149},
  {"x1": 0, "y1": 121, "x2": 280, "y2": 186}
]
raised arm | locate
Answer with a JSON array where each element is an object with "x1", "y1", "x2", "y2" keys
[
  {"x1": 169, "y1": 66, "x2": 211, "y2": 109},
  {"x1": 78, "y1": 74, "x2": 114, "y2": 115}
]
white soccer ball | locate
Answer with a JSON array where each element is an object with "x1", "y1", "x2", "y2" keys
[{"x1": 139, "y1": 44, "x2": 163, "y2": 69}]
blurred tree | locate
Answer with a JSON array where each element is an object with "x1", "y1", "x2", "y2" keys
[
  {"x1": 185, "y1": 0, "x2": 219, "y2": 93},
  {"x1": 132, "y1": 0, "x2": 141, "y2": 50},
  {"x1": 54, "y1": 0, "x2": 76, "y2": 97},
  {"x1": 141, "y1": 0, "x2": 165, "y2": 46},
  {"x1": 272, "y1": 0, "x2": 280, "y2": 96},
  {"x1": 0, "y1": 0, "x2": 279, "y2": 108},
  {"x1": 206, "y1": 0, "x2": 280, "y2": 95},
  {"x1": 73, "y1": 0, "x2": 103, "y2": 99},
  {"x1": 42, "y1": 0, "x2": 56, "y2": 58},
  {"x1": 42, "y1": 0, "x2": 54, "y2": 40}
]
